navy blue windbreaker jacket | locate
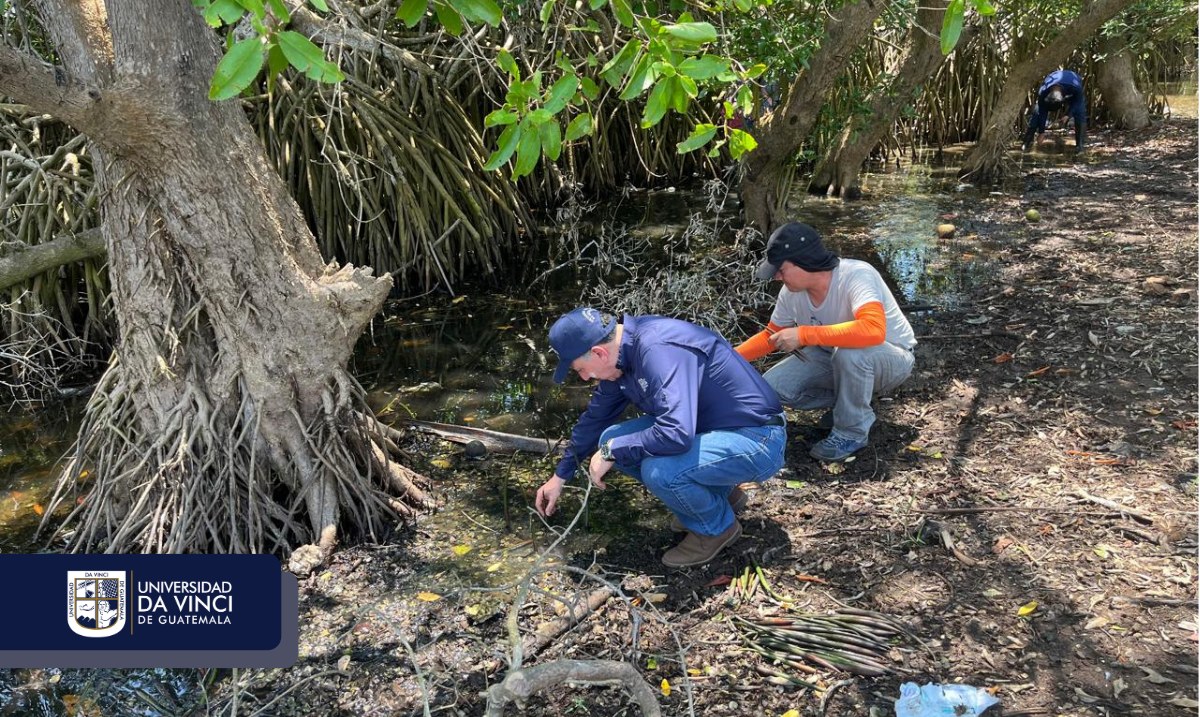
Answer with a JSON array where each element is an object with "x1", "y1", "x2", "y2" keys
[{"x1": 553, "y1": 314, "x2": 783, "y2": 480}]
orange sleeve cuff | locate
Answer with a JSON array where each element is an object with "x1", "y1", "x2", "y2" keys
[
  {"x1": 736, "y1": 321, "x2": 786, "y2": 361},
  {"x1": 797, "y1": 301, "x2": 887, "y2": 348}
]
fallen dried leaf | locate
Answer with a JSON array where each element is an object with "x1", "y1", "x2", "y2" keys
[
  {"x1": 416, "y1": 591, "x2": 441, "y2": 602},
  {"x1": 993, "y1": 536, "x2": 1015, "y2": 554},
  {"x1": 993, "y1": 352, "x2": 1013, "y2": 363},
  {"x1": 706, "y1": 575, "x2": 733, "y2": 588},
  {"x1": 1026, "y1": 366, "x2": 1051, "y2": 377},
  {"x1": 661, "y1": 679, "x2": 671, "y2": 697},
  {"x1": 1017, "y1": 600, "x2": 1038, "y2": 617}
]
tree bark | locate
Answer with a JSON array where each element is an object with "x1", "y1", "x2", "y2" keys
[
  {"x1": 1095, "y1": 34, "x2": 1150, "y2": 129},
  {"x1": 739, "y1": 0, "x2": 890, "y2": 233},
  {"x1": 6, "y1": 0, "x2": 422, "y2": 560},
  {"x1": 959, "y1": 0, "x2": 1140, "y2": 182},
  {"x1": 809, "y1": 0, "x2": 963, "y2": 199}
]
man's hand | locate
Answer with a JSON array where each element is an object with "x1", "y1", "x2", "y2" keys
[
  {"x1": 769, "y1": 327, "x2": 803, "y2": 353},
  {"x1": 587, "y1": 451, "x2": 614, "y2": 490},
  {"x1": 535, "y1": 475, "x2": 566, "y2": 517}
]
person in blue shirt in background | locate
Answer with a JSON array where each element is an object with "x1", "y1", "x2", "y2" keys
[
  {"x1": 1023, "y1": 69, "x2": 1087, "y2": 154},
  {"x1": 535, "y1": 308, "x2": 787, "y2": 568}
]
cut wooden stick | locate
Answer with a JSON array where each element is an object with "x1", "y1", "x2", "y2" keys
[{"x1": 1073, "y1": 489, "x2": 1155, "y2": 524}]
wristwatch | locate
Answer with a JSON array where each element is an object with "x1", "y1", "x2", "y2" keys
[{"x1": 598, "y1": 440, "x2": 615, "y2": 461}]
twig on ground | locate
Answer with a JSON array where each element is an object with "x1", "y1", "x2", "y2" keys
[{"x1": 1073, "y1": 489, "x2": 1155, "y2": 524}]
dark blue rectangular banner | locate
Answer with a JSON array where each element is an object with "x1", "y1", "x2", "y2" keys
[{"x1": 0, "y1": 554, "x2": 297, "y2": 667}]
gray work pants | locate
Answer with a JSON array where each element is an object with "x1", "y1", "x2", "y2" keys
[{"x1": 763, "y1": 343, "x2": 915, "y2": 442}]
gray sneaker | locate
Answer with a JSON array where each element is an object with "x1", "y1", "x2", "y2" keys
[{"x1": 809, "y1": 432, "x2": 867, "y2": 462}]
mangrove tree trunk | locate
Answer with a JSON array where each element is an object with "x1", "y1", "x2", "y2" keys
[
  {"x1": 6, "y1": 0, "x2": 423, "y2": 566},
  {"x1": 809, "y1": 0, "x2": 959, "y2": 199},
  {"x1": 739, "y1": 0, "x2": 890, "y2": 232}
]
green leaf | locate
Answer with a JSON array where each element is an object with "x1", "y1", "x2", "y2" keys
[
  {"x1": 676, "y1": 123, "x2": 717, "y2": 153},
  {"x1": 610, "y1": 0, "x2": 634, "y2": 28},
  {"x1": 707, "y1": 138, "x2": 726, "y2": 157},
  {"x1": 588, "y1": 0, "x2": 605, "y2": 9},
  {"x1": 941, "y1": 0, "x2": 965, "y2": 55},
  {"x1": 209, "y1": 37, "x2": 264, "y2": 101},
  {"x1": 307, "y1": 0, "x2": 328, "y2": 11},
  {"x1": 485, "y1": 108, "x2": 519, "y2": 127},
  {"x1": 540, "y1": 121, "x2": 562, "y2": 161},
  {"x1": 527, "y1": 108, "x2": 554, "y2": 126},
  {"x1": 266, "y1": 42, "x2": 289, "y2": 80},
  {"x1": 396, "y1": 0, "x2": 429, "y2": 26},
  {"x1": 728, "y1": 127, "x2": 758, "y2": 159},
  {"x1": 276, "y1": 31, "x2": 342, "y2": 83},
  {"x1": 449, "y1": 0, "x2": 502, "y2": 26},
  {"x1": 483, "y1": 123, "x2": 520, "y2": 170},
  {"x1": 972, "y1": 0, "x2": 996, "y2": 15},
  {"x1": 662, "y1": 22, "x2": 717, "y2": 44},
  {"x1": 498, "y1": 49, "x2": 520, "y2": 79},
  {"x1": 204, "y1": 0, "x2": 245, "y2": 27},
  {"x1": 434, "y1": 1, "x2": 464, "y2": 35},
  {"x1": 735, "y1": 83, "x2": 754, "y2": 116},
  {"x1": 619, "y1": 54, "x2": 655, "y2": 100},
  {"x1": 265, "y1": 0, "x2": 290, "y2": 21},
  {"x1": 235, "y1": 0, "x2": 265, "y2": 20},
  {"x1": 513, "y1": 122, "x2": 542, "y2": 177},
  {"x1": 565, "y1": 112, "x2": 593, "y2": 141},
  {"x1": 539, "y1": 0, "x2": 556, "y2": 23},
  {"x1": 670, "y1": 77, "x2": 689, "y2": 113},
  {"x1": 733, "y1": 0, "x2": 751, "y2": 11},
  {"x1": 579, "y1": 77, "x2": 600, "y2": 100},
  {"x1": 677, "y1": 74, "x2": 698, "y2": 99},
  {"x1": 744, "y1": 63, "x2": 767, "y2": 79},
  {"x1": 678, "y1": 55, "x2": 729, "y2": 80},
  {"x1": 506, "y1": 77, "x2": 538, "y2": 105},
  {"x1": 641, "y1": 78, "x2": 672, "y2": 128},
  {"x1": 600, "y1": 41, "x2": 640, "y2": 87},
  {"x1": 544, "y1": 75, "x2": 579, "y2": 113},
  {"x1": 276, "y1": 30, "x2": 325, "y2": 70}
]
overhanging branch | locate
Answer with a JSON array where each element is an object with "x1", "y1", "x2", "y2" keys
[
  {"x1": 0, "y1": 228, "x2": 105, "y2": 290},
  {"x1": 0, "y1": 45, "x2": 99, "y2": 129},
  {"x1": 288, "y1": 3, "x2": 435, "y2": 76}
]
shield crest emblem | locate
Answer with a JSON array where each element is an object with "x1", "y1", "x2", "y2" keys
[{"x1": 67, "y1": 571, "x2": 127, "y2": 638}]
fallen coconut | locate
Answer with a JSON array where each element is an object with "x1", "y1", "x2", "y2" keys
[{"x1": 936, "y1": 223, "x2": 956, "y2": 238}]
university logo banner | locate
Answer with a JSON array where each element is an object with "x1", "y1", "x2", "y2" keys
[{"x1": 0, "y1": 554, "x2": 297, "y2": 667}]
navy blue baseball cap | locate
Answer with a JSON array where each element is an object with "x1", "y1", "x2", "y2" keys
[
  {"x1": 755, "y1": 222, "x2": 840, "y2": 280},
  {"x1": 550, "y1": 307, "x2": 615, "y2": 383}
]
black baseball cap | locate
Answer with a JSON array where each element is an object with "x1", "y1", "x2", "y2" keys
[{"x1": 754, "y1": 222, "x2": 840, "y2": 280}]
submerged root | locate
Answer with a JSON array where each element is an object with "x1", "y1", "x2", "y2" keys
[{"x1": 41, "y1": 363, "x2": 428, "y2": 560}]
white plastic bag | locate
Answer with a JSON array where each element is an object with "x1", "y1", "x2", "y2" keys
[{"x1": 894, "y1": 681, "x2": 1001, "y2": 717}]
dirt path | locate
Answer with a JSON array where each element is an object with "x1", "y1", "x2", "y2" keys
[{"x1": 219, "y1": 119, "x2": 1196, "y2": 717}]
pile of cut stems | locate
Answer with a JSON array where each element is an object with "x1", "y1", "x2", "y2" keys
[{"x1": 736, "y1": 608, "x2": 911, "y2": 677}]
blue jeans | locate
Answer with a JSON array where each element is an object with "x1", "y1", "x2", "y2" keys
[{"x1": 599, "y1": 416, "x2": 786, "y2": 536}]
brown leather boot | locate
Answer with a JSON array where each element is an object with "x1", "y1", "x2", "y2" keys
[
  {"x1": 662, "y1": 520, "x2": 743, "y2": 568},
  {"x1": 669, "y1": 486, "x2": 749, "y2": 532}
]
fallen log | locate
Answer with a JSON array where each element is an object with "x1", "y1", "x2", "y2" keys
[{"x1": 403, "y1": 419, "x2": 558, "y2": 455}]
